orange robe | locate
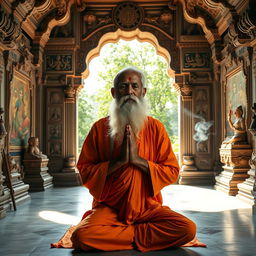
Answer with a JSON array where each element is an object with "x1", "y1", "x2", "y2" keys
[{"x1": 51, "y1": 116, "x2": 206, "y2": 251}]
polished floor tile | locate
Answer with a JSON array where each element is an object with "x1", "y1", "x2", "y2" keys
[{"x1": 0, "y1": 185, "x2": 255, "y2": 256}]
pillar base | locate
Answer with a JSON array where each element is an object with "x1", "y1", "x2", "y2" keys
[
  {"x1": 52, "y1": 170, "x2": 81, "y2": 186},
  {"x1": 179, "y1": 170, "x2": 215, "y2": 185},
  {"x1": 215, "y1": 166, "x2": 249, "y2": 196},
  {"x1": 236, "y1": 169, "x2": 255, "y2": 205}
]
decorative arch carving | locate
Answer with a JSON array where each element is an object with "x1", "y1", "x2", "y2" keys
[{"x1": 79, "y1": 28, "x2": 175, "y2": 82}]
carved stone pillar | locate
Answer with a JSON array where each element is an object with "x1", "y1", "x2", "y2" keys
[
  {"x1": 175, "y1": 79, "x2": 198, "y2": 184},
  {"x1": 0, "y1": 108, "x2": 7, "y2": 218},
  {"x1": 51, "y1": 81, "x2": 81, "y2": 186}
]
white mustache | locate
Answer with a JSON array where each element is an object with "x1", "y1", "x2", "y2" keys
[{"x1": 117, "y1": 95, "x2": 139, "y2": 107}]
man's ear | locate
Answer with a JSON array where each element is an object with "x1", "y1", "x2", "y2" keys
[
  {"x1": 111, "y1": 87, "x2": 116, "y2": 98},
  {"x1": 142, "y1": 87, "x2": 147, "y2": 97}
]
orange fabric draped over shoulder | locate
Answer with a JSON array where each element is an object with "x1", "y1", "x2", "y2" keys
[{"x1": 51, "y1": 117, "x2": 206, "y2": 251}]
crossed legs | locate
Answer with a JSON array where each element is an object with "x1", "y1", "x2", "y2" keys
[{"x1": 71, "y1": 204, "x2": 196, "y2": 252}]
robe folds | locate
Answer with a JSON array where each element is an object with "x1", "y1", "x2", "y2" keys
[{"x1": 51, "y1": 116, "x2": 206, "y2": 251}]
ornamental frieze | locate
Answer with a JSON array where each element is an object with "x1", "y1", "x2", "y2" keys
[
  {"x1": 45, "y1": 54, "x2": 72, "y2": 72},
  {"x1": 183, "y1": 52, "x2": 211, "y2": 70}
]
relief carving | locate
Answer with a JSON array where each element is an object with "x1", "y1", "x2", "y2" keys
[
  {"x1": 45, "y1": 55, "x2": 72, "y2": 71},
  {"x1": 112, "y1": 2, "x2": 144, "y2": 31}
]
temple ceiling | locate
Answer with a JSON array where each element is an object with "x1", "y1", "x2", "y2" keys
[{"x1": 0, "y1": 0, "x2": 255, "y2": 50}]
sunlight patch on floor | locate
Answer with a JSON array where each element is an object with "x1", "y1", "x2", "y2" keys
[
  {"x1": 162, "y1": 185, "x2": 252, "y2": 212},
  {"x1": 39, "y1": 211, "x2": 80, "y2": 225}
]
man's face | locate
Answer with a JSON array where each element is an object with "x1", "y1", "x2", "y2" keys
[{"x1": 111, "y1": 71, "x2": 146, "y2": 102}]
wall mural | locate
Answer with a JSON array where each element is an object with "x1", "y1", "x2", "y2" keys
[
  {"x1": 9, "y1": 73, "x2": 30, "y2": 148},
  {"x1": 225, "y1": 69, "x2": 247, "y2": 137}
]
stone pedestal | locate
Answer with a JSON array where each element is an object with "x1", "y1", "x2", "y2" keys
[
  {"x1": 51, "y1": 155, "x2": 81, "y2": 186},
  {"x1": 179, "y1": 155, "x2": 215, "y2": 185},
  {"x1": 236, "y1": 152, "x2": 256, "y2": 206},
  {"x1": 23, "y1": 158, "x2": 53, "y2": 191},
  {"x1": 215, "y1": 143, "x2": 252, "y2": 196}
]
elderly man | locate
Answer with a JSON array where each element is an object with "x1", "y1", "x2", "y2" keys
[{"x1": 52, "y1": 67, "x2": 205, "y2": 251}]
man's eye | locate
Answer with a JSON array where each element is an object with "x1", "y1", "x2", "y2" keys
[
  {"x1": 132, "y1": 83, "x2": 138, "y2": 88},
  {"x1": 118, "y1": 83, "x2": 127, "y2": 89}
]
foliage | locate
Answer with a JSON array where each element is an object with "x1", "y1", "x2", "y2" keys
[
  {"x1": 77, "y1": 89, "x2": 95, "y2": 152},
  {"x1": 78, "y1": 40, "x2": 179, "y2": 153}
]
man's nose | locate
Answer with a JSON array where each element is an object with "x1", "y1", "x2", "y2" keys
[{"x1": 127, "y1": 84, "x2": 134, "y2": 95}]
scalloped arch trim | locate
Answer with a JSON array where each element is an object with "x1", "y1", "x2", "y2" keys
[{"x1": 82, "y1": 28, "x2": 175, "y2": 80}]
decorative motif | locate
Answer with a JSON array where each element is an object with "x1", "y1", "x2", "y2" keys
[
  {"x1": 49, "y1": 142, "x2": 62, "y2": 156},
  {"x1": 64, "y1": 84, "x2": 76, "y2": 99},
  {"x1": 113, "y1": 2, "x2": 144, "y2": 31},
  {"x1": 184, "y1": 52, "x2": 211, "y2": 69},
  {"x1": 49, "y1": 124, "x2": 62, "y2": 140},
  {"x1": 0, "y1": 7, "x2": 21, "y2": 48},
  {"x1": 45, "y1": 54, "x2": 72, "y2": 71},
  {"x1": 55, "y1": 0, "x2": 67, "y2": 17},
  {"x1": 50, "y1": 91, "x2": 62, "y2": 104},
  {"x1": 145, "y1": 10, "x2": 173, "y2": 28},
  {"x1": 228, "y1": 9, "x2": 256, "y2": 47},
  {"x1": 181, "y1": 83, "x2": 192, "y2": 96},
  {"x1": 49, "y1": 107, "x2": 61, "y2": 122}
]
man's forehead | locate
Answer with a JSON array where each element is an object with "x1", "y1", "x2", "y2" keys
[{"x1": 119, "y1": 71, "x2": 141, "y2": 81}]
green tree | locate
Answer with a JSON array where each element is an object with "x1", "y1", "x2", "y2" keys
[{"x1": 77, "y1": 88, "x2": 95, "y2": 152}]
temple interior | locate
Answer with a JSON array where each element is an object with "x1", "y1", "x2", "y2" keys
[{"x1": 0, "y1": 0, "x2": 256, "y2": 255}]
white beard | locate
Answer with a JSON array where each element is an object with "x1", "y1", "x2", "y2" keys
[{"x1": 108, "y1": 95, "x2": 148, "y2": 141}]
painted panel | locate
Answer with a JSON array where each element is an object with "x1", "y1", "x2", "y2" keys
[{"x1": 9, "y1": 73, "x2": 30, "y2": 148}]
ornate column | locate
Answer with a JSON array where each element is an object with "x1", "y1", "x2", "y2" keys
[
  {"x1": 0, "y1": 108, "x2": 7, "y2": 218},
  {"x1": 174, "y1": 77, "x2": 197, "y2": 184},
  {"x1": 51, "y1": 78, "x2": 81, "y2": 186}
]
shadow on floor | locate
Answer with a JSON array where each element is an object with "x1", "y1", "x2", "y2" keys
[{"x1": 71, "y1": 247, "x2": 203, "y2": 256}]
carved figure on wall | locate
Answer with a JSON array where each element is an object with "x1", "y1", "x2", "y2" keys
[
  {"x1": 49, "y1": 125, "x2": 61, "y2": 139},
  {"x1": 49, "y1": 107, "x2": 61, "y2": 121},
  {"x1": 50, "y1": 142, "x2": 61, "y2": 155},
  {"x1": 24, "y1": 137, "x2": 47, "y2": 159},
  {"x1": 223, "y1": 105, "x2": 247, "y2": 144},
  {"x1": 46, "y1": 55, "x2": 72, "y2": 71},
  {"x1": 50, "y1": 92, "x2": 61, "y2": 104},
  {"x1": 184, "y1": 53, "x2": 210, "y2": 69},
  {"x1": 197, "y1": 141, "x2": 208, "y2": 152}
]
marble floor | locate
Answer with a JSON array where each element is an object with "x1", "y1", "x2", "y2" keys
[{"x1": 0, "y1": 185, "x2": 255, "y2": 256}]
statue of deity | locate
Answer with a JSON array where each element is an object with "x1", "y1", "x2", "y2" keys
[
  {"x1": 223, "y1": 105, "x2": 247, "y2": 144},
  {"x1": 24, "y1": 137, "x2": 47, "y2": 159}
]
